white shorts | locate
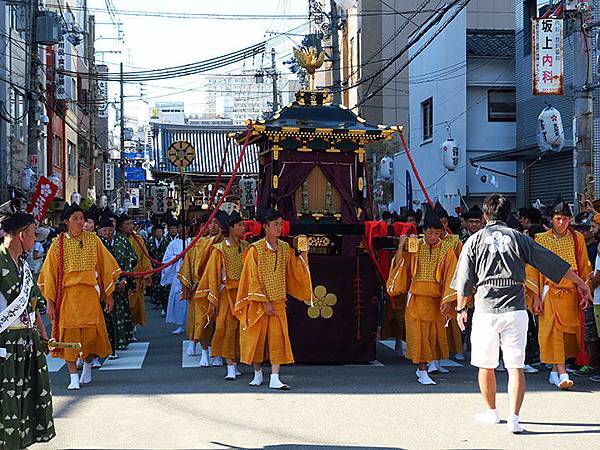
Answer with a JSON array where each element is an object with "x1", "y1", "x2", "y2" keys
[{"x1": 470, "y1": 310, "x2": 529, "y2": 369}]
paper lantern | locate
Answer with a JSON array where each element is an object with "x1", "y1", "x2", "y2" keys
[
  {"x1": 378, "y1": 156, "x2": 394, "y2": 181},
  {"x1": 441, "y1": 138, "x2": 459, "y2": 171},
  {"x1": 537, "y1": 106, "x2": 564, "y2": 152}
]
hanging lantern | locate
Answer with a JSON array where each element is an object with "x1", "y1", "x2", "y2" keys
[
  {"x1": 537, "y1": 106, "x2": 564, "y2": 152},
  {"x1": 378, "y1": 156, "x2": 394, "y2": 181},
  {"x1": 441, "y1": 138, "x2": 459, "y2": 171},
  {"x1": 239, "y1": 178, "x2": 257, "y2": 208}
]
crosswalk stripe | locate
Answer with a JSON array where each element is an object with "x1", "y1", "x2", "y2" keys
[
  {"x1": 100, "y1": 342, "x2": 150, "y2": 370},
  {"x1": 379, "y1": 339, "x2": 463, "y2": 367},
  {"x1": 344, "y1": 360, "x2": 384, "y2": 367},
  {"x1": 46, "y1": 356, "x2": 66, "y2": 373},
  {"x1": 182, "y1": 340, "x2": 203, "y2": 368}
]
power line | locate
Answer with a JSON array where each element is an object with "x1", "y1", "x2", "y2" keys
[{"x1": 356, "y1": 0, "x2": 472, "y2": 108}]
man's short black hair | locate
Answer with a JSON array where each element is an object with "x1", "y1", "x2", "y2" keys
[
  {"x1": 483, "y1": 194, "x2": 511, "y2": 222},
  {"x1": 523, "y1": 207, "x2": 543, "y2": 225}
]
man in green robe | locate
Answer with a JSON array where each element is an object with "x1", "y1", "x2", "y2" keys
[
  {"x1": 0, "y1": 203, "x2": 55, "y2": 449},
  {"x1": 146, "y1": 224, "x2": 170, "y2": 314},
  {"x1": 97, "y1": 217, "x2": 138, "y2": 357}
]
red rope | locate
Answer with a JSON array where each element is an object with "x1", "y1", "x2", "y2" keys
[
  {"x1": 207, "y1": 136, "x2": 232, "y2": 208},
  {"x1": 122, "y1": 123, "x2": 253, "y2": 277},
  {"x1": 135, "y1": 139, "x2": 233, "y2": 266},
  {"x1": 132, "y1": 233, "x2": 164, "y2": 266},
  {"x1": 569, "y1": 227, "x2": 590, "y2": 367},
  {"x1": 397, "y1": 126, "x2": 434, "y2": 208}
]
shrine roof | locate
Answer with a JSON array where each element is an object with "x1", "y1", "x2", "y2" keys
[{"x1": 241, "y1": 90, "x2": 397, "y2": 142}]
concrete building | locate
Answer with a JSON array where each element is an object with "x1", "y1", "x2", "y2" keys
[
  {"x1": 150, "y1": 101, "x2": 186, "y2": 125},
  {"x1": 0, "y1": 1, "x2": 32, "y2": 202},
  {"x1": 197, "y1": 74, "x2": 280, "y2": 124},
  {"x1": 387, "y1": 1, "x2": 516, "y2": 212},
  {"x1": 473, "y1": 0, "x2": 599, "y2": 208}
]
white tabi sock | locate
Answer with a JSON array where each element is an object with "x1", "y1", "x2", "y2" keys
[
  {"x1": 235, "y1": 363, "x2": 242, "y2": 376},
  {"x1": 474, "y1": 408, "x2": 501, "y2": 424},
  {"x1": 80, "y1": 362, "x2": 92, "y2": 384},
  {"x1": 199, "y1": 349, "x2": 210, "y2": 367},
  {"x1": 548, "y1": 371, "x2": 560, "y2": 386},
  {"x1": 225, "y1": 365, "x2": 237, "y2": 380},
  {"x1": 91, "y1": 357, "x2": 102, "y2": 368},
  {"x1": 68, "y1": 373, "x2": 80, "y2": 390},
  {"x1": 507, "y1": 413, "x2": 524, "y2": 433},
  {"x1": 186, "y1": 341, "x2": 197, "y2": 356},
  {"x1": 249, "y1": 370, "x2": 263, "y2": 386},
  {"x1": 416, "y1": 369, "x2": 436, "y2": 385},
  {"x1": 558, "y1": 373, "x2": 574, "y2": 390},
  {"x1": 269, "y1": 374, "x2": 289, "y2": 390}
]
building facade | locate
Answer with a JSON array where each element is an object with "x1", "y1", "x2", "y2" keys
[{"x1": 389, "y1": 1, "x2": 516, "y2": 212}]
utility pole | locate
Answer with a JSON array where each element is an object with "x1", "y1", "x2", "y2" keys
[
  {"x1": 271, "y1": 48, "x2": 279, "y2": 113},
  {"x1": 26, "y1": 0, "x2": 40, "y2": 177},
  {"x1": 571, "y1": 2, "x2": 593, "y2": 211},
  {"x1": 329, "y1": 0, "x2": 342, "y2": 104},
  {"x1": 119, "y1": 62, "x2": 126, "y2": 206}
]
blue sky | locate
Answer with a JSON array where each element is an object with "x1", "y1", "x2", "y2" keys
[{"x1": 89, "y1": 0, "x2": 309, "y2": 121}]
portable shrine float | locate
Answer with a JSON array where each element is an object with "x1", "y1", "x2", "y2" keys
[{"x1": 237, "y1": 87, "x2": 405, "y2": 364}]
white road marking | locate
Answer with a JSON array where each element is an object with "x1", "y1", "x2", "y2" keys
[
  {"x1": 46, "y1": 355, "x2": 66, "y2": 373},
  {"x1": 100, "y1": 342, "x2": 150, "y2": 370},
  {"x1": 379, "y1": 340, "x2": 463, "y2": 367}
]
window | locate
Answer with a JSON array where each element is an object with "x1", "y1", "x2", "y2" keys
[
  {"x1": 67, "y1": 140, "x2": 76, "y2": 176},
  {"x1": 421, "y1": 97, "x2": 433, "y2": 142},
  {"x1": 53, "y1": 135, "x2": 62, "y2": 167},
  {"x1": 488, "y1": 89, "x2": 516, "y2": 122}
]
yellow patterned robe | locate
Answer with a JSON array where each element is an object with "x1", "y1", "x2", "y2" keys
[
  {"x1": 38, "y1": 231, "x2": 121, "y2": 361},
  {"x1": 442, "y1": 233, "x2": 463, "y2": 355},
  {"x1": 128, "y1": 234, "x2": 152, "y2": 327},
  {"x1": 234, "y1": 238, "x2": 312, "y2": 365},
  {"x1": 178, "y1": 236, "x2": 219, "y2": 342},
  {"x1": 527, "y1": 230, "x2": 591, "y2": 364},
  {"x1": 386, "y1": 239, "x2": 457, "y2": 364},
  {"x1": 195, "y1": 239, "x2": 249, "y2": 360}
]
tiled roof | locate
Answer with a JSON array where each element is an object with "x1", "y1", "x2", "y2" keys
[
  {"x1": 467, "y1": 29, "x2": 515, "y2": 59},
  {"x1": 151, "y1": 124, "x2": 259, "y2": 176}
]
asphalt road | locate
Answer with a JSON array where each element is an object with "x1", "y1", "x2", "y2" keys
[{"x1": 36, "y1": 302, "x2": 600, "y2": 450}]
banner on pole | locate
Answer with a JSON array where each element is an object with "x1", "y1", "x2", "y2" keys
[
  {"x1": 103, "y1": 163, "x2": 115, "y2": 191},
  {"x1": 26, "y1": 176, "x2": 59, "y2": 224},
  {"x1": 533, "y1": 18, "x2": 563, "y2": 96}
]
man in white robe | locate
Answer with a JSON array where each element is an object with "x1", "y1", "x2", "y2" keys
[{"x1": 160, "y1": 234, "x2": 191, "y2": 334}]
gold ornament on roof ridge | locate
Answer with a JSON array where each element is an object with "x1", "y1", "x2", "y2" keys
[{"x1": 293, "y1": 46, "x2": 326, "y2": 91}]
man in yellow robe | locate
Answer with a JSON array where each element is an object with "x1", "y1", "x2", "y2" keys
[
  {"x1": 118, "y1": 214, "x2": 152, "y2": 335},
  {"x1": 178, "y1": 212, "x2": 223, "y2": 363},
  {"x1": 39, "y1": 203, "x2": 121, "y2": 390},
  {"x1": 234, "y1": 207, "x2": 312, "y2": 390},
  {"x1": 435, "y1": 200, "x2": 465, "y2": 363},
  {"x1": 196, "y1": 210, "x2": 248, "y2": 380},
  {"x1": 386, "y1": 208, "x2": 457, "y2": 385},
  {"x1": 527, "y1": 200, "x2": 592, "y2": 390}
]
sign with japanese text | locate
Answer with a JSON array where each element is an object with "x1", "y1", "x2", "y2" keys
[
  {"x1": 151, "y1": 186, "x2": 168, "y2": 214},
  {"x1": 26, "y1": 176, "x2": 59, "y2": 225},
  {"x1": 533, "y1": 18, "x2": 563, "y2": 96},
  {"x1": 103, "y1": 163, "x2": 115, "y2": 191},
  {"x1": 55, "y1": 36, "x2": 75, "y2": 100}
]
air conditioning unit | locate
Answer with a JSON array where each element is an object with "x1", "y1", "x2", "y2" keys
[{"x1": 36, "y1": 12, "x2": 62, "y2": 45}]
